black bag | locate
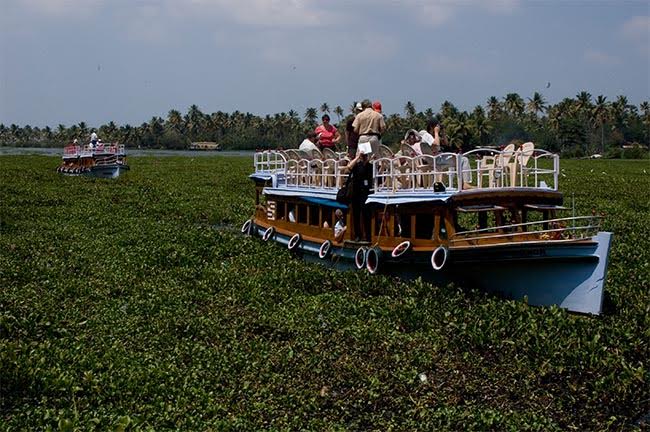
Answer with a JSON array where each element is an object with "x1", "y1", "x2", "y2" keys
[{"x1": 336, "y1": 175, "x2": 354, "y2": 204}]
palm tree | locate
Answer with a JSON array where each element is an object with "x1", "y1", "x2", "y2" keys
[
  {"x1": 591, "y1": 95, "x2": 610, "y2": 153},
  {"x1": 526, "y1": 92, "x2": 547, "y2": 117},
  {"x1": 334, "y1": 106, "x2": 344, "y2": 123},
  {"x1": 486, "y1": 96, "x2": 502, "y2": 121},
  {"x1": 468, "y1": 105, "x2": 492, "y2": 147},
  {"x1": 320, "y1": 103, "x2": 330, "y2": 115},
  {"x1": 504, "y1": 93, "x2": 525, "y2": 118},
  {"x1": 575, "y1": 91, "x2": 593, "y2": 114},
  {"x1": 304, "y1": 107, "x2": 318, "y2": 127},
  {"x1": 167, "y1": 109, "x2": 184, "y2": 133},
  {"x1": 404, "y1": 101, "x2": 416, "y2": 118}
]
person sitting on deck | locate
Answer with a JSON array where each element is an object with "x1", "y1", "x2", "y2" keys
[
  {"x1": 334, "y1": 209, "x2": 347, "y2": 242},
  {"x1": 299, "y1": 131, "x2": 319, "y2": 153},
  {"x1": 426, "y1": 119, "x2": 474, "y2": 189}
]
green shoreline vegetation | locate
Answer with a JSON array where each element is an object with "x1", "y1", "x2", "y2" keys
[
  {"x1": 1, "y1": 155, "x2": 649, "y2": 430},
  {"x1": 1, "y1": 94, "x2": 649, "y2": 159}
]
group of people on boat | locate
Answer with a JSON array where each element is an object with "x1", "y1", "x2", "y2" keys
[{"x1": 293, "y1": 100, "x2": 476, "y2": 243}]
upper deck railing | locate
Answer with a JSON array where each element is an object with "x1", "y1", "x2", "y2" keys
[
  {"x1": 253, "y1": 146, "x2": 560, "y2": 193},
  {"x1": 63, "y1": 144, "x2": 126, "y2": 158}
]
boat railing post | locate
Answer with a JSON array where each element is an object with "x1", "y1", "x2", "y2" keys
[
  {"x1": 456, "y1": 154, "x2": 462, "y2": 191},
  {"x1": 554, "y1": 154, "x2": 559, "y2": 190}
]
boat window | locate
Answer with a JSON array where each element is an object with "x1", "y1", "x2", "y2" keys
[
  {"x1": 394, "y1": 211, "x2": 411, "y2": 238},
  {"x1": 415, "y1": 213, "x2": 434, "y2": 240},
  {"x1": 455, "y1": 209, "x2": 501, "y2": 233},
  {"x1": 287, "y1": 203, "x2": 296, "y2": 223},
  {"x1": 375, "y1": 211, "x2": 391, "y2": 237},
  {"x1": 276, "y1": 201, "x2": 286, "y2": 220},
  {"x1": 437, "y1": 214, "x2": 448, "y2": 241},
  {"x1": 297, "y1": 204, "x2": 307, "y2": 224},
  {"x1": 308, "y1": 205, "x2": 319, "y2": 226},
  {"x1": 322, "y1": 207, "x2": 333, "y2": 228}
]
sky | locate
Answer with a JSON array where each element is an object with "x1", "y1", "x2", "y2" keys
[{"x1": 0, "y1": 0, "x2": 648, "y2": 127}]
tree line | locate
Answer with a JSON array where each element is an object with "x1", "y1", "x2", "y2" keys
[{"x1": 1, "y1": 92, "x2": 648, "y2": 157}]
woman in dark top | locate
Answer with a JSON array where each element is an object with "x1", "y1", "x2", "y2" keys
[{"x1": 347, "y1": 149, "x2": 373, "y2": 242}]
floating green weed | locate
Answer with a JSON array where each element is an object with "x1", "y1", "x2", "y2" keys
[{"x1": 0, "y1": 156, "x2": 648, "y2": 430}]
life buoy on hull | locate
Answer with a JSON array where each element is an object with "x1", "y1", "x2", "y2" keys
[
  {"x1": 355, "y1": 247, "x2": 367, "y2": 270},
  {"x1": 391, "y1": 241, "x2": 412, "y2": 259},
  {"x1": 288, "y1": 233, "x2": 301, "y2": 251},
  {"x1": 366, "y1": 247, "x2": 382, "y2": 274},
  {"x1": 262, "y1": 226, "x2": 275, "y2": 242},
  {"x1": 431, "y1": 246, "x2": 448, "y2": 271},
  {"x1": 319, "y1": 240, "x2": 332, "y2": 259},
  {"x1": 241, "y1": 219, "x2": 252, "y2": 235}
]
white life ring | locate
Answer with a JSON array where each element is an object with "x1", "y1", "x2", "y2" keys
[
  {"x1": 241, "y1": 219, "x2": 252, "y2": 235},
  {"x1": 365, "y1": 247, "x2": 382, "y2": 275},
  {"x1": 355, "y1": 247, "x2": 367, "y2": 270},
  {"x1": 262, "y1": 226, "x2": 275, "y2": 242},
  {"x1": 391, "y1": 240, "x2": 412, "y2": 259},
  {"x1": 318, "y1": 240, "x2": 332, "y2": 259},
  {"x1": 431, "y1": 246, "x2": 448, "y2": 271},
  {"x1": 288, "y1": 233, "x2": 301, "y2": 251}
]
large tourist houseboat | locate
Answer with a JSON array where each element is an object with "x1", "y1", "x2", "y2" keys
[
  {"x1": 57, "y1": 143, "x2": 129, "y2": 178},
  {"x1": 245, "y1": 144, "x2": 613, "y2": 315}
]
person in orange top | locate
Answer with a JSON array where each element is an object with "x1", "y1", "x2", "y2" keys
[{"x1": 314, "y1": 114, "x2": 340, "y2": 150}]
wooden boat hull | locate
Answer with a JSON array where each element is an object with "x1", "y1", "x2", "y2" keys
[{"x1": 250, "y1": 222, "x2": 612, "y2": 315}]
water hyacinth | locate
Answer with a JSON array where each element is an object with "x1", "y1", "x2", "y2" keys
[{"x1": 0, "y1": 155, "x2": 648, "y2": 430}]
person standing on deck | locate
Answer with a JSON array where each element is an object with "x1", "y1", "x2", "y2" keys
[
  {"x1": 345, "y1": 103, "x2": 362, "y2": 157},
  {"x1": 353, "y1": 99, "x2": 385, "y2": 156},
  {"x1": 314, "y1": 114, "x2": 340, "y2": 151},
  {"x1": 90, "y1": 130, "x2": 98, "y2": 147},
  {"x1": 347, "y1": 146, "x2": 373, "y2": 242}
]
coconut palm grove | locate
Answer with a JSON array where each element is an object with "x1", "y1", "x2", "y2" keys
[{"x1": 1, "y1": 93, "x2": 649, "y2": 157}]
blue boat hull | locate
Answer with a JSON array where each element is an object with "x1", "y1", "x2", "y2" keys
[
  {"x1": 88, "y1": 164, "x2": 129, "y2": 178},
  {"x1": 251, "y1": 224, "x2": 612, "y2": 315}
]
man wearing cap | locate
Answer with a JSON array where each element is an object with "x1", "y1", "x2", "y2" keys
[{"x1": 352, "y1": 99, "x2": 386, "y2": 156}]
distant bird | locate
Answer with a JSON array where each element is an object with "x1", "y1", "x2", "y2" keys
[
  {"x1": 97, "y1": 64, "x2": 101, "y2": 71},
  {"x1": 546, "y1": 82, "x2": 551, "y2": 88},
  {"x1": 291, "y1": 65, "x2": 296, "y2": 71}
]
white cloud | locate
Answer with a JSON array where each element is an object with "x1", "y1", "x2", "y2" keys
[
  {"x1": 403, "y1": 0, "x2": 521, "y2": 28},
  {"x1": 16, "y1": 0, "x2": 101, "y2": 18},
  {"x1": 621, "y1": 15, "x2": 650, "y2": 41},
  {"x1": 584, "y1": 49, "x2": 620, "y2": 66},
  {"x1": 184, "y1": 0, "x2": 335, "y2": 28}
]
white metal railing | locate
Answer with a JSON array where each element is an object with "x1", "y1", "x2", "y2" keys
[
  {"x1": 63, "y1": 144, "x2": 126, "y2": 158},
  {"x1": 373, "y1": 153, "x2": 460, "y2": 192},
  {"x1": 253, "y1": 150, "x2": 287, "y2": 174},
  {"x1": 450, "y1": 215, "x2": 602, "y2": 243},
  {"x1": 284, "y1": 157, "x2": 347, "y2": 190},
  {"x1": 251, "y1": 148, "x2": 561, "y2": 193},
  {"x1": 463, "y1": 147, "x2": 559, "y2": 190}
]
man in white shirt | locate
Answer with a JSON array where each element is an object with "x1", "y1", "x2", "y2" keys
[{"x1": 299, "y1": 131, "x2": 319, "y2": 152}]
